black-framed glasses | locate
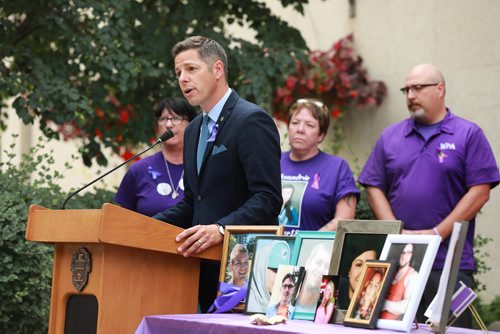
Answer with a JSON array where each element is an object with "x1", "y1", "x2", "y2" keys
[
  {"x1": 281, "y1": 284, "x2": 295, "y2": 289},
  {"x1": 157, "y1": 115, "x2": 184, "y2": 125},
  {"x1": 400, "y1": 83, "x2": 440, "y2": 95}
]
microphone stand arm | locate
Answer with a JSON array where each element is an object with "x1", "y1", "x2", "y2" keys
[{"x1": 61, "y1": 140, "x2": 162, "y2": 209}]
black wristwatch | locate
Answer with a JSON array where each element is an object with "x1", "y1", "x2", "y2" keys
[{"x1": 216, "y1": 224, "x2": 225, "y2": 235}]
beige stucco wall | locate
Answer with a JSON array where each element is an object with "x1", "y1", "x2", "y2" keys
[
  {"x1": 1, "y1": 99, "x2": 126, "y2": 199},
  {"x1": 1, "y1": 0, "x2": 499, "y2": 303},
  {"x1": 267, "y1": 0, "x2": 500, "y2": 302}
]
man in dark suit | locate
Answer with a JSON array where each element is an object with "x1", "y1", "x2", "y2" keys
[{"x1": 154, "y1": 36, "x2": 282, "y2": 312}]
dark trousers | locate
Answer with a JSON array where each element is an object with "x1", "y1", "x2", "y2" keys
[
  {"x1": 199, "y1": 260, "x2": 221, "y2": 313},
  {"x1": 416, "y1": 269, "x2": 474, "y2": 328}
]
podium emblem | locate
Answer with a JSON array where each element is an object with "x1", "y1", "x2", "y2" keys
[{"x1": 71, "y1": 247, "x2": 92, "y2": 292}]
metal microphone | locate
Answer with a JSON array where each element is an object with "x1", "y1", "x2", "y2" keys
[{"x1": 61, "y1": 129, "x2": 174, "y2": 209}]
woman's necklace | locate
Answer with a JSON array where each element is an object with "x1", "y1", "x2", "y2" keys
[{"x1": 164, "y1": 159, "x2": 184, "y2": 199}]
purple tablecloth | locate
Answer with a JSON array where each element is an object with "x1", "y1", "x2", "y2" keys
[{"x1": 134, "y1": 313, "x2": 494, "y2": 334}]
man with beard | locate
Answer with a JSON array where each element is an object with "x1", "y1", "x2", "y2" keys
[{"x1": 358, "y1": 64, "x2": 500, "y2": 327}]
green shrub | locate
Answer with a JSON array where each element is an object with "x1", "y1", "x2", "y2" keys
[
  {"x1": 472, "y1": 235, "x2": 496, "y2": 328},
  {"x1": 0, "y1": 136, "x2": 114, "y2": 332},
  {"x1": 350, "y1": 159, "x2": 375, "y2": 220},
  {"x1": 355, "y1": 183, "x2": 375, "y2": 220},
  {"x1": 473, "y1": 234, "x2": 492, "y2": 293},
  {"x1": 474, "y1": 295, "x2": 500, "y2": 328}
]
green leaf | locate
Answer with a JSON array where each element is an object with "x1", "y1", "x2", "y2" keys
[
  {"x1": 0, "y1": 135, "x2": 114, "y2": 332},
  {"x1": 2, "y1": 0, "x2": 310, "y2": 166}
]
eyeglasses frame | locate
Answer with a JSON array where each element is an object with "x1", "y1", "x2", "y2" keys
[
  {"x1": 157, "y1": 115, "x2": 185, "y2": 126},
  {"x1": 400, "y1": 83, "x2": 440, "y2": 95}
]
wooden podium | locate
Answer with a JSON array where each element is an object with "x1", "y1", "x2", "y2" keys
[{"x1": 26, "y1": 203, "x2": 222, "y2": 334}]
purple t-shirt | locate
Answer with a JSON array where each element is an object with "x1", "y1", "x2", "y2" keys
[
  {"x1": 280, "y1": 151, "x2": 360, "y2": 236},
  {"x1": 114, "y1": 151, "x2": 185, "y2": 217},
  {"x1": 358, "y1": 110, "x2": 500, "y2": 270}
]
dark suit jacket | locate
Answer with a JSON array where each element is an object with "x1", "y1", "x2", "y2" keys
[{"x1": 155, "y1": 90, "x2": 283, "y2": 228}]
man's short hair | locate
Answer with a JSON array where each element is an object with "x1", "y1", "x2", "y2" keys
[
  {"x1": 282, "y1": 273, "x2": 295, "y2": 284},
  {"x1": 230, "y1": 244, "x2": 248, "y2": 264},
  {"x1": 306, "y1": 242, "x2": 331, "y2": 265},
  {"x1": 172, "y1": 35, "x2": 228, "y2": 79}
]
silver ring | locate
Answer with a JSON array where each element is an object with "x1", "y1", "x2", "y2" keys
[{"x1": 197, "y1": 240, "x2": 202, "y2": 245}]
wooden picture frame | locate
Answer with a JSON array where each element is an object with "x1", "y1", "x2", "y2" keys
[
  {"x1": 328, "y1": 220, "x2": 403, "y2": 323},
  {"x1": 344, "y1": 260, "x2": 396, "y2": 329},
  {"x1": 244, "y1": 235, "x2": 296, "y2": 315},
  {"x1": 376, "y1": 234, "x2": 441, "y2": 332},
  {"x1": 290, "y1": 230, "x2": 335, "y2": 320},
  {"x1": 217, "y1": 225, "x2": 283, "y2": 312}
]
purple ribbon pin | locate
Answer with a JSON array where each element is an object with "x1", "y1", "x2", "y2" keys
[
  {"x1": 207, "y1": 124, "x2": 218, "y2": 142},
  {"x1": 147, "y1": 166, "x2": 162, "y2": 180}
]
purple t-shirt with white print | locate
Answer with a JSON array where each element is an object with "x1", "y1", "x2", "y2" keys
[
  {"x1": 114, "y1": 151, "x2": 184, "y2": 217},
  {"x1": 280, "y1": 151, "x2": 360, "y2": 236}
]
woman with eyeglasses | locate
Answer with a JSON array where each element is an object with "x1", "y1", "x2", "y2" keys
[
  {"x1": 114, "y1": 97, "x2": 197, "y2": 216},
  {"x1": 280, "y1": 98, "x2": 359, "y2": 236}
]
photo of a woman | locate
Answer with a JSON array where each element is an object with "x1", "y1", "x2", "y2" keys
[{"x1": 352, "y1": 268, "x2": 385, "y2": 320}]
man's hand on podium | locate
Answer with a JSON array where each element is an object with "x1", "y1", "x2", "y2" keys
[{"x1": 175, "y1": 224, "x2": 224, "y2": 257}]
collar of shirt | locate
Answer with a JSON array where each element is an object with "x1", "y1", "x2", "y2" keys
[
  {"x1": 202, "y1": 88, "x2": 232, "y2": 134},
  {"x1": 404, "y1": 108, "x2": 455, "y2": 137}
]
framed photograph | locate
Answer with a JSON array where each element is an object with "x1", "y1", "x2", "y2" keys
[
  {"x1": 266, "y1": 265, "x2": 305, "y2": 320},
  {"x1": 423, "y1": 222, "x2": 469, "y2": 332},
  {"x1": 328, "y1": 219, "x2": 403, "y2": 322},
  {"x1": 434, "y1": 221, "x2": 469, "y2": 333},
  {"x1": 329, "y1": 219, "x2": 403, "y2": 275},
  {"x1": 344, "y1": 260, "x2": 396, "y2": 329},
  {"x1": 245, "y1": 236, "x2": 296, "y2": 314},
  {"x1": 217, "y1": 225, "x2": 283, "y2": 312},
  {"x1": 290, "y1": 231, "x2": 335, "y2": 320},
  {"x1": 313, "y1": 275, "x2": 339, "y2": 324},
  {"x1": 376, "y1": 234, "x2": 441, "y2": 332}
]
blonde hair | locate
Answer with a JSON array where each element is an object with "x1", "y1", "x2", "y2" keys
[{"x1": 230, "y1": 244, "x2": 249, "y2": 264}]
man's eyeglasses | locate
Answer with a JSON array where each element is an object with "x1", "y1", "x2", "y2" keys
[
  {"x1": 157, "y1": 116, "x2": 184, "y2": 125},
  {"x1": 400, "y1": 83, "x2": 440, "y2": 95},
  {"x1": 281, "y1": 284, "x2": 295, "y2": 289}
]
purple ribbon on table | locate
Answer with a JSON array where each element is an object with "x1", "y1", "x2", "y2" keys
[{"x1": 207, "y1": 281, "x2": 247, "y2": 313}]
